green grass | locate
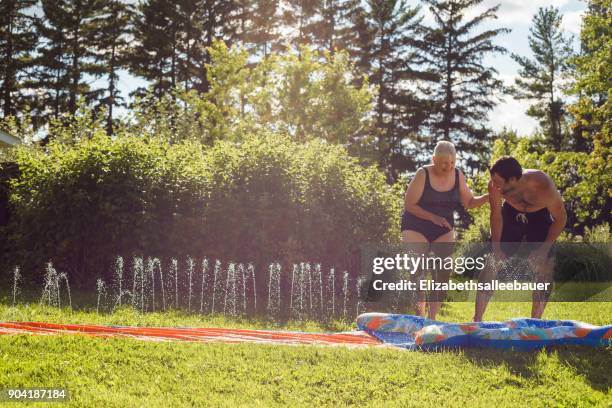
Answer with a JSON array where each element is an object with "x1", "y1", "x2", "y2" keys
[{"x1": 0, "y1": 299, "x2": 611, "y2": 407}]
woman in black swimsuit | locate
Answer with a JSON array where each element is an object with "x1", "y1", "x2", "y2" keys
[{"x1": 402, "y1": 141, "x2": 488, "y2": 319}]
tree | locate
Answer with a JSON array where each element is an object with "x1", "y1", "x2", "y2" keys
[
  {"x1": 0, "y1": 0, "x2": 38, "y2": 120},
  {"x1": 302, "y1": 0, "x2": 363, "y2": 56},
  {"x1": 418, "y1": 0, "x2": 509, "y2": 173},
  {"x1": 511, "y1": 6, "x2": 574, "y2": 149},
  {"x1": 277, "y1": 0, "x2": 321, "y2": 51},
  {"x1": 92, "y1": 0, "x2": 133, "y2": 135},
  {"x1": 226, "y1": 0, "x2": 282, "y2": 59},
  {"x1": 130, "y1": 0, "x2": 238, "y2": 98},
  {"x1": 567, "y1": 0, "x2": 611, "y2": 227},
  {"x1": 129, "y1": 0, "x2": 185, "y2": 99},
  {"x1": 28, "y1": 0, "x2": 106, "y2": 130},
  {"x1": 355, "y1": 0, "x2": 432, "y2": 180}
]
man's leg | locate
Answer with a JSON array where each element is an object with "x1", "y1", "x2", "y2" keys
[
  {"x1": 473, "y1": 252, "x2": 502, "y2": 322},
  {"x1": 531, "y1": 255, "x2": 555, "y2": 319}
]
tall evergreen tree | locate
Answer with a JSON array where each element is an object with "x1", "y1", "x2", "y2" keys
[
  {"x1": 28, "y1": 0, "x2": 106, "y2": 129},
  {"x1": 277, "y1": 0, "x2": 320, "y2": 51},
  {"x1": 511, "y1": 6, "x2": 574, "y2": 149},
  {"x1": 129, "y1": 0, "x2": 183, "y2": 98},
  {"x1": 418, "y1": 0, "x2": 509, "y2": 172},
  {"x1": 306, "y1": 0, "x2": 363, "y2": 55},
  {"x1": 354, "y1": 0, "x2": 428, "y2": 180},
  {"x1": 92, "y1": 0, "x2": 133, "y2": 134},
  {"x1": 130, "y1": 0, "x2": 237, "y2": 97},
  {"x1": 199, "y1": 0, "x2": 238, "y2": 89},
  {"x1": 227, "y1": 0, "x2": 280, "y2": 58},
  {"x1": 569, "y1": 0, "x2": 609, "y2": 148},
  {"x1": 0, "y1": 0, "x2": 39, "y2": 119}
]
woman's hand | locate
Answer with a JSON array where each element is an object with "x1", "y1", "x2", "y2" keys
[{"x1": 429, "y1": 214, "x2": 452, "y2": 230}]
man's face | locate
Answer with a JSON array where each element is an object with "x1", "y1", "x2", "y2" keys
[
  {"x1": 432, "y1": 154, "x2": 456, "y2": 173},
  {"x1": 491, "y1": 173, "x2": 516, "y2": 194}
]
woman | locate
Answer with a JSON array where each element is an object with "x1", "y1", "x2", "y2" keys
[{"x1": 402, "y1": 141, "x2": 488, "y2": 319}]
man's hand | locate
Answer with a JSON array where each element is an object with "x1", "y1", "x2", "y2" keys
[
  {"x1": 488, "y1": 179, "x2": 502, "y2": 206},
  {"x1": 492, "y1": 243, "x2": 507, "y2": 262},
  {"x1": 429, "y1": 214, "x2": 452, "y2": 230},
  {"x1": 528, "y1": 245, "x2": 550, "y2": 269}
]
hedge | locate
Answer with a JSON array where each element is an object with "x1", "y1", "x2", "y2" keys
[{"x1": 3, "y1": 133, "x2": 401, "y2": 289}]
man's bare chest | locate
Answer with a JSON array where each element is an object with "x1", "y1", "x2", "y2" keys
[{"x1": 503, "y1": 190, "x2": 544, "y2": 212}]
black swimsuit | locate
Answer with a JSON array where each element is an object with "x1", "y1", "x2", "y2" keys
[{"x1": 401, "y1": 167, "x2": 460, "y2": 242}]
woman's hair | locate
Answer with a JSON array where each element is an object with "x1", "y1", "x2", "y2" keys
[
  {"x1": 433, "y1": 140, "x2": 456, "y2": 157},
  {"x1": 490, "y1": 156, "x2": 523, "y2": 181}
]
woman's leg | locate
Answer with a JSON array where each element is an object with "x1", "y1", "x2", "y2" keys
[
  {"x1": 402, "y1": 230, "x2": 430, "y2": 317},
  {"x1": 428, "y1": 229, "x2": 455, "y2": 320}
]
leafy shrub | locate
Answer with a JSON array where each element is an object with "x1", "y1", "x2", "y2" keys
[{"x1": 4, "y1": 132, "x2": 400, "y2": 289}]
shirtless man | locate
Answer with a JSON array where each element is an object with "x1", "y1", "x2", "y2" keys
[{"x1": 473, "y1": 156, "x2": 567, "y2": 322}]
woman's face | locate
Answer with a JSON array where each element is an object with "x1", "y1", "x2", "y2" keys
[{"x1": 432, "y1": 154, "x2": 456, "y2": 174}]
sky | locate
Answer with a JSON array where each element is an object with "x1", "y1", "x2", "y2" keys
[{"x1": 114, "y1": 0, "x2": 588, "y2": 137}]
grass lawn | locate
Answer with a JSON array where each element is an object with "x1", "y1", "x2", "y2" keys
[{"x1": 0, "y1": 299, "x2": 610, "y2": 407}]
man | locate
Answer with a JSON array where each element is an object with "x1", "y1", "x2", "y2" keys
[{"x1": 473, "y1": 156, "x2": 567, "y2": 322}]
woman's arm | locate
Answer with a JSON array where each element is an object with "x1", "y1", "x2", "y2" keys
[
  {"x1": 459, "y1": 171, "x2": 489, "y2": 209},
  {"x1": 404, "y1": 168, "x2": 451, "y2": 229}
]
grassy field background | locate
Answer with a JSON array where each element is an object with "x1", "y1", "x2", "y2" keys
[{"x1": 0, "y1": 297, "x2": 610, "y2": 407}]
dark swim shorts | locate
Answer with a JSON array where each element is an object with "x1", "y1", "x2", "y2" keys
[{"x1": 499, "y1": 202, "x2": 553, "y2": 256}]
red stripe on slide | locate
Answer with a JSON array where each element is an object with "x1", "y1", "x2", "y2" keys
[{"x1": 0, "y1": 322, "x2": 381, "y2": 346}]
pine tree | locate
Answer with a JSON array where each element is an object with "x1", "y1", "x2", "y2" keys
[
  {"x1": 28, "y1": 0, "x2": 106, "y2": 129},
  {"x1": 511, "y1": 6, "x2": 575, "y2": 149},
  {"x1": 304, "y1": 0, "x2": 363, "y2": 55},
  {"x1": 130, "y1": 0, "x2": 237, "y2": 97},
  {"x1": 277, "y1": 0, "x2": 320, "y2": 51},
  {"x1": 0, "y1": 0, "x2": 39, "y2": 119},
  {"x1": 129, "y1": 0, "x2": 182, "y2": 98},
  {"x1": 418, "y1": 0, "x2": 509, "y2": 172},
  {"x1": 227, "y1": 0, "x2": 280, "y2": 58},
  {"x1": 92, "y1": 0, "x2": 133, "y2": 135},
  {"x1": 353, "y1": 0, "x2": 428, "y2": 180}
]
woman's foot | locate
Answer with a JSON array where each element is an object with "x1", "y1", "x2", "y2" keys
[{"x1": 416, "y1": 301, "x2": 427, "y2": 317}]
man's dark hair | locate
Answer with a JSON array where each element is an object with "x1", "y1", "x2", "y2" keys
[{"x1": 490, "y1": 156, "x2": 522, "y2": 181}]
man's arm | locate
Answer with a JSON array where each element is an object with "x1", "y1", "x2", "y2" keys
[
  {"x1": 488, "y1": 179, "x2": 504, "y2": 253},
  {"x1": 545, "y1": 189, "x2": 567, "y2": 243}
]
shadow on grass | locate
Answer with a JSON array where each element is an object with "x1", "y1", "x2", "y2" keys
[{"x1": 461, "y1": 346, "x2": 612, "y2": 392}]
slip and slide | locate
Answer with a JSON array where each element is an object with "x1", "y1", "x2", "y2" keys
[{"x1": 1, "y1": 314, "x2": 610, "y2": 350}]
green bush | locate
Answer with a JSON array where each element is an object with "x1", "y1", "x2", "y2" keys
[{"x1": 4, "y1": 132, "x2": 400, "y2": 288}]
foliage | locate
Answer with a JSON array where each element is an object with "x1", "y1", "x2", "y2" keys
[
  {"x1": 127, "y1": 41, "x2": 374, "y2": 153},
  {"x1": 567, "y1": 0, "x2": 611, "y2": 223},
  {"x1": 0, "y1": 0, "x2": 38, "y2": 119},
  {"x1": 27, "y1": 0, "x2": 107, "y2": 129},
  {"x1": 4, "y1": 129, "x2": 399, "y2": 287}
]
